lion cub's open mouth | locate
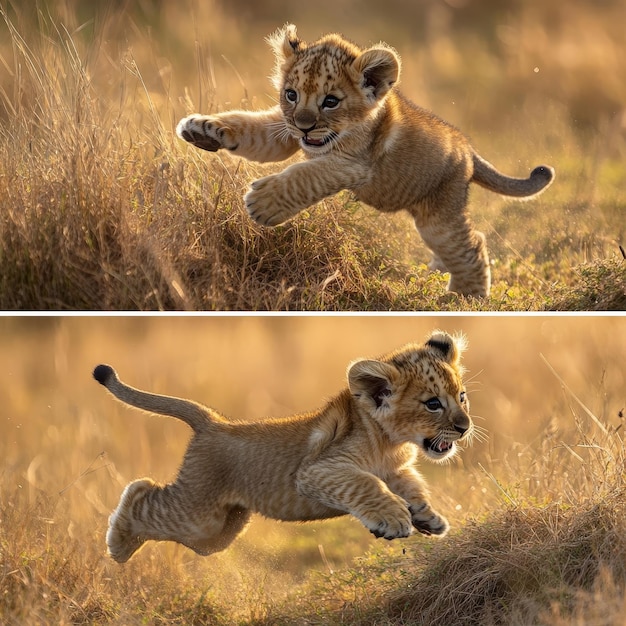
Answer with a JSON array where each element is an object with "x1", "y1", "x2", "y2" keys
[
  {"x1": 303, "y1": 136, "x2": 325, "y2": 146},
  {"x1": 302, "y1": 132, "x2": 336, "y2": 148},
  {"x1": 424, "y1": 438, "x2": 455, "y2": 457}
]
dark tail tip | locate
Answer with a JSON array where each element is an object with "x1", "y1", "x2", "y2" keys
[
  {"x1": 530, "y1": 165, "x2": 555, "y2": 186},
  {"x1": 93, "y1": 364, "x2": 114, "y2": 386}
]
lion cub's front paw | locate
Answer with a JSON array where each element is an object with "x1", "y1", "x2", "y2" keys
[
  {"x1": 244, "y1": 176, "x2": 301, "y2": 227},
  {"x1": 409, "y1": 503, "x2": 449, "y2": 537},
  {"x1": 176, "y1": 115, "x2": 237, "y2": 152},
  {"x1": 360, "y1": 503, "x2": 414, "y2": 541}
]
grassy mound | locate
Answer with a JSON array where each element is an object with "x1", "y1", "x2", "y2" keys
[
  {"x1": 254, "y1": 492, "x2": 626, "y2": 626},
  {"x1": 547, "y1": 257, "x2": 626, "y2": 311}
]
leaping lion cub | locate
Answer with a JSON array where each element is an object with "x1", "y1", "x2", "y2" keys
[
  {"x1": 94, "y1": 331, "x2": 473, "y2": 563},
  {"x1": 177, "y1": 24, "x2": 554, "y2": 298}
]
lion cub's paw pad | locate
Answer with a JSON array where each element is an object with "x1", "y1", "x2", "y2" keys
[{"x1": 176, "y1": 116, "x2": 233, "y2": 152}]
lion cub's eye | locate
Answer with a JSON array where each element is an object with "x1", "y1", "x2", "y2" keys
[
  {"x1": 460, "y1": 391, "x2": 467, "y2": 403},
  {"x1": 322, "y1": 95, "x2": 340, "y2": 109},
  {"x1": 285, "y1": 89, "x2": 298, "y2": 103},
  {"x1": 424, "y1": 397, "x2": 443, "y2": 412}
]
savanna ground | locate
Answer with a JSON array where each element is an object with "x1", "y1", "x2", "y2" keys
[
  {"x1": 0, "y1": 0, "x2": 624, "y2": 311},
  {"x1": 1, "y1": 315, "x2": 626, "y2": 624}
]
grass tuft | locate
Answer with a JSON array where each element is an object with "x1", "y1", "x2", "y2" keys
[{"x1": 546, "y1": 257, "x2": 626, "y2": 311}]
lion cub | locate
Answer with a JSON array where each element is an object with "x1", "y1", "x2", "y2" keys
[
  {"x1": 177, "y1": 24, "x2": 554, "y2": 298},
  {"x1": 94, "y1": 331, "x2": 473, "y2": 563}
]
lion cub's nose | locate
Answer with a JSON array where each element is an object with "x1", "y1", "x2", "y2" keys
[{"x1": 454, "y1": 422, "x2": 470, "y2": 437}]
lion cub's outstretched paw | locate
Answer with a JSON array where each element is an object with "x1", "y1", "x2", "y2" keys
[
  {"x1": 244, "y1": 176, "x2": 300, "y2": 227},
  {"x1": 409, "y1": 503, "x2": 449, "y2": 537},
  {"x1": 106, "y1": 479, "x2": 153, "y2": 563},
  {"x1": 176, "y1": 115, "x2": 237, "y2": 152},
  {"x1": 360, "y1": 505, "x2": 414, "y2": 540}
]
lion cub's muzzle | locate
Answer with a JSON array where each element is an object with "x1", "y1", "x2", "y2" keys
[
  {"x1": 301, "y1": 131, "x2": 337, "y2": 149},
  {"x1": 423, "y1": 410, "x2": 473, "y2": 461},
  {"x1": 452, "y1": 409, "x2": 472, "y2": 438}
]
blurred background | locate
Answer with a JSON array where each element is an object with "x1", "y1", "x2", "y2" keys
[
  {"x1": 2, "y1": 0, "x2": 624, "y2": 152},
  {"x1": 1, "y1": 315, "x2": 624, "y2": 590}
]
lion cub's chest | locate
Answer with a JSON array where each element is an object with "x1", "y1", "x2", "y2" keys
[{"x1": 315, "y1": 94, "x2": 471, "y2": 215}]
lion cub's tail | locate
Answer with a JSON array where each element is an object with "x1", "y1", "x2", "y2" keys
[
  {"x1": 93, "y1": 364, "x2": 213, "y2": 434},
  {"x1": 471, "y1": 152, "x2": 554, "y2": 198}
]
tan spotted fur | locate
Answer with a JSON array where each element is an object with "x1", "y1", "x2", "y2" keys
[
  {"x1": 94, "y1": 331, "x2": 473, "y2": 562},
  {"x1": 177, "y1": 24, "x2": 554, "y2": 298}
]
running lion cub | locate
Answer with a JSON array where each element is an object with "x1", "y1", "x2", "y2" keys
[
  {"x1": 94, "y1": 331, "x2": 474, "y2": 563},
  {"x1": 177, "y1": 24, "x2": 554, "y2": 297}
]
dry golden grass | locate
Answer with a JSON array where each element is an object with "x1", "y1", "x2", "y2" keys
[
  {"x1": 1, "y1": 2, "x2": 625, "y2": 623},
  {"x1": 0, "y1": 0, "x2": 624, "y2": 310},
  {"x1": 1, "y1": 316, "x2": 626, "y2": 624}
]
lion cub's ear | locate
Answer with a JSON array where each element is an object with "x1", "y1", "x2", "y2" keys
[
  {"x1": 424, "y1": 331, "x2": 467, "y2": 368},
  {"x1": 348, "y1": 359, "x2": 398, "y2": 410},
  {"x1": 351, "y1": 45, "x2": 400, "y2": 102},
  {"x1": 267, "y1": 23, "x2": 302, "y2": 60},
  {"x1": 268, "y1": 23, "x2": 302, "y2": 90}
]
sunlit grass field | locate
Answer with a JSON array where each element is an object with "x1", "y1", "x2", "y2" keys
[
  {"x1": 0, "y1": 0, "x2": 624, "y2": 310},
  {"x1": 1, "y1": 0, "x2": 626, "y2": 622},
  {"x1": 1, "y1": 315, "x2": 626, "y2": 623}
]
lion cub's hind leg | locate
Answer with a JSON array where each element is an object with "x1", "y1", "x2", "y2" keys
[
  {"x1": 106, "y1": 479, "x2": 150, "y2": 562},
  {"x1": 409, "y1": 172, "x2": 491, "y2": 297},
  {"x1": 194, "y1": 505, "x2": 252, "y2": 556},
  {"x1": 106, "y1": 478, "x2": 251, "y2": 562},
  {"x1": 416, "y1": 213, "x2": 490, "y2": 298}
]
